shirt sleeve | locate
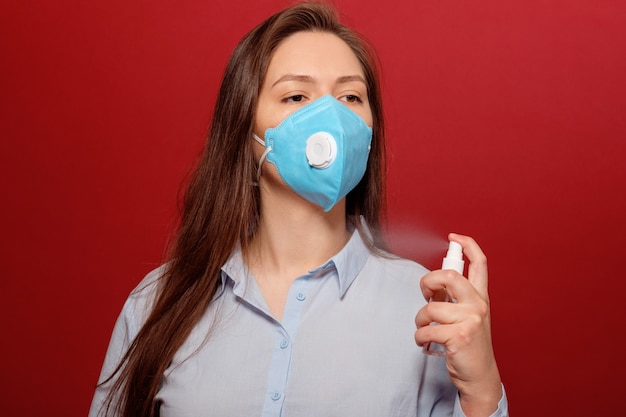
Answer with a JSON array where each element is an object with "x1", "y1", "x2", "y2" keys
[
  {"x1": 88, "y1": 268, "x2": 162, "y2": 417},
  {"x1": 453, "y1": 384, "x2": 509, "y2": 417}
]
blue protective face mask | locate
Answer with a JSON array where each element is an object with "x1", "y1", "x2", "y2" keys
[{"x1": 253, "y1": 95, "x2": 373, "y2": 212}]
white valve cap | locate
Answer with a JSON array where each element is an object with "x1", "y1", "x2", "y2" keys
[{"x1": 306, "y1": 132, "x2": 337, "y2": 169}]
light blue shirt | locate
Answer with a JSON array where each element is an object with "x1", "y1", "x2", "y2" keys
[{"x1": 90, "y1": 229, "x2": 508, "y2": 416}]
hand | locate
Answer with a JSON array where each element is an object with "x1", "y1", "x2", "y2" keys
[{"x1": 414, "y1": 233, "x2": 502, "y2": 416}]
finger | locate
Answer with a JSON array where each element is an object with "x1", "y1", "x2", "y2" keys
[
  {"x1": 420, "y1": 269, "x2": 479, "y2": 304},
  {"x1": 449, "y1": 233, "x2": 489, "y2": 298},
  {"x1": 414, "y1": 320, "x2": 458, "y2": 347},
  {"x1": 415, "y1": 300, "x2": 464, "y2": 328},
  {"x1": 420, "y1": 269, "x2": 456, "y2": 300}
]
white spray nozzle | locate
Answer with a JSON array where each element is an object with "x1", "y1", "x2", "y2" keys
[{"x1": 442, "y1": 241, "x2": 464, "y2": 275}]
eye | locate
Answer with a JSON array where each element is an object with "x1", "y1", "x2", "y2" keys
[
  {"x1": 284, "y1": 94, "x2": 305, "y2": 103},
  {"x1": 340, "y1": 95, "x2": 363, "y2": 103}
]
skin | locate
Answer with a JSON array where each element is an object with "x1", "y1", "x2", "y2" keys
[
  {"x1": 415, "y1": 233, "x2": 503, "y2": 416},
  {"x1": 249, "y1": 31, "x2": 502, "y2": 416},
  {"x1": 248, "y1": 31, "x2": 371, "y2": 320}
]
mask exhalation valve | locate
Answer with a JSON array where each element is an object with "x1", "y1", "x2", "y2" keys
[{"x1": 305, "y1": 132, "x2": 337, "y2": 169}]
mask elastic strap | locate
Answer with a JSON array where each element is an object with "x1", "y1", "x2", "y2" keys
[
  {"x1": 252, "y1": 134, "x2": 272, "y2": 186},
  {"x1": 252, "y1": 133, "x2": 264, "y2": 147}
]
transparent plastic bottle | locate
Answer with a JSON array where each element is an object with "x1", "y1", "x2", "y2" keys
[{"x1": 423, "y1": 241, "x2": 464, "y2": 356}]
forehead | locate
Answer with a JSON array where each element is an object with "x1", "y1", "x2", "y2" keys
[{"x1": 264, "y1": 31, "x2": 364, "y2": 81}]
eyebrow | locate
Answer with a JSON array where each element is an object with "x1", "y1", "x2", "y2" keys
[
  {"x1": 336, "y1": 75, "x2": 367, "y2": 85},
  {"x1": 271, "y1": 74, "x2": 366, "y2": 88}
]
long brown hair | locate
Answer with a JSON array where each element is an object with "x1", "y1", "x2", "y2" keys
[{"x1": 100, "y1": 2, "x2": 387, "y2": 416}]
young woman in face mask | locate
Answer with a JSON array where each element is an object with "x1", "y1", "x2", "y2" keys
[{"x1": 89, "y1": 3, "x2": 507, "y2": 417}]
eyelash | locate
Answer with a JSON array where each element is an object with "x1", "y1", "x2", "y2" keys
[
  {"x1": 282, "y1": 94, "x2": 363, "y2": 104},
  {"x1": 341, "y1": 95, "x2": 362, "y2": 103},
  {"x1": 284, "y1": 95, "x2": 306, "y2": 103}
]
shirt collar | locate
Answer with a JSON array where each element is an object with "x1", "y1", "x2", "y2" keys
[
  {"x1": 220, "y1": 227, "x2": 372, "y2": 299},
  {"x1": 220, "y1": 246, "x2": 247, "y2": 298},
  {"x1": 330, "y1": 227, "x2": 371, "y2": 297}
]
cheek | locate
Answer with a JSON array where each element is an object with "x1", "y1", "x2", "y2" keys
[
  {"x1": 253, "y1": 105, "x2": 287, "y2": 137},
  {"x1": 358, "y1": 106, "x2": 374, "y2": 128}
]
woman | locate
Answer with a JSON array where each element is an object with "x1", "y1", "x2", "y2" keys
[{"x1": 90, "y1": 3, "x2": 507, "y2": 416}]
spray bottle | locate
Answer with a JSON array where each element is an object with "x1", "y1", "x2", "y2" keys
[{"x1": 423, "y1": 240, "x2": 464, "y2": 356}]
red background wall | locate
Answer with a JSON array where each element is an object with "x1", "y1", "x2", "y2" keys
[{"x1": 1, "y1": 0, "x2": 625, "y2": 415}]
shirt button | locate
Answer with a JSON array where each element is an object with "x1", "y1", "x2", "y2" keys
[
  {"x1": 271, "y1": 392, "x2": 281, "y2": 401},
  {"x1": 296, "y1": 292, "x2": 306, "y2": 301},
  {"x1": 280, "y1": 339, "x2": 289, "y2": 349}
]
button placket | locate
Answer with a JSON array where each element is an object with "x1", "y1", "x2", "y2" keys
[{"x1": 261, "y1": 275, "x2": 312, "y2": 416}]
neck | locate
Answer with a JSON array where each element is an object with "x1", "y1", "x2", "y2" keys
[
  {"x1": 244, "y1": 178, "x2": 352, "y2": 320},
  {"x1": 246, "y1": 191, "x2": 351, "y2": 282}
]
